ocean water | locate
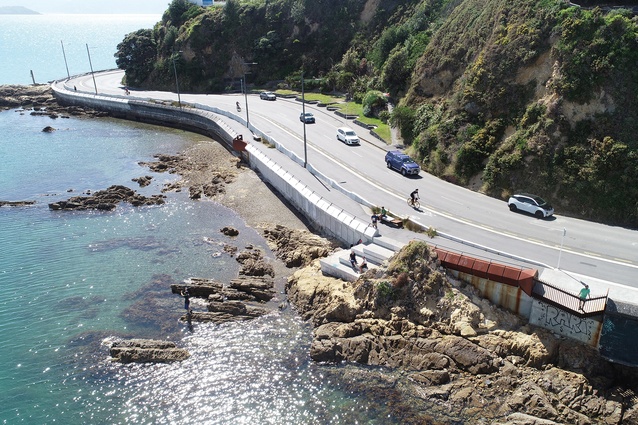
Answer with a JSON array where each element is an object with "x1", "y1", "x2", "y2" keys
[
  {"x1": 0, "y1": 14, "x2": 160, "y2": 86},
  {"x1": 0, "y1": 14, "x2": 405, "y2": 425}
]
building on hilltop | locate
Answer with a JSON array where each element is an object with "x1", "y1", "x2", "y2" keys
[{"x1": 188, "y1": 0, "x2": 214, "y2": 6}]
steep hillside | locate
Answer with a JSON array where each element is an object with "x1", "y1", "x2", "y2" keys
[
  {"x1": 116, "y1": 0, "x2": 638, "y2": 227},
  {"x1": 404, "y1": 0, "x2": 638, "y2": 227},
  {"x1": 117, "y1": 0, "x2": 420, "y2": 92}
]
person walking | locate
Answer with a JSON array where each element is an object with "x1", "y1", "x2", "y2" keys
[
  {"x1": 578, "y1": 284, "x2": 590, "y2": 311},
  {"x1": 371, "y1": 213, "x2": 378, "y2": 229}
]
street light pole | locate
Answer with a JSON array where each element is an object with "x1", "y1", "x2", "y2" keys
[
  {"x1": 61, "y1": 40, "x2": 70, "y2": 79},
  {"x1": 557, "y1": 228, "x2": 566, "y2": 269},
  {"x1": 243, "y1": 75, "x2": 249, "y2": 126},
  {"x1": 172, "y1": 53, "x2": 182, "y2": 109},
  {"x1": 301, "y1": 71, "x2": 307, "y2": 168},
  {"x1": 85, "y1": 43, "x2": 97, "y2": 95},
  {"x1": 242, "y1": 62, "x2": 257, "y2": 129}
]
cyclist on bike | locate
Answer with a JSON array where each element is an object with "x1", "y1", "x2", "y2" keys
[
  {"x1": 410, "y1": 189, "x2": 419, "y2": 206},
  {"x1": 236, "y1": 101, "x2": 241, "y2": 111}
]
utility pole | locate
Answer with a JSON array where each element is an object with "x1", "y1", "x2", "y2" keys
[
  {"x1": 302, "y1": 71, "x2": 307, "y2": 168},
  {"x1": 86, "y1": 44, "x2": 98, "y2": 95}
]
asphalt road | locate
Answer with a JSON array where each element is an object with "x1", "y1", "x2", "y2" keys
[{"x1": 59, "y1": 70, "x2": 638, "y2": 291}]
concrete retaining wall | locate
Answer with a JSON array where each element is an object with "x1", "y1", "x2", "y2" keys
[
  {"x1": 529, "y1": 299, "x2": 603, "y2": 347},
  {"x1": 451, "y1": 269, "x2": 602, "y2": 347},
  {"x1": 51, "y1": 84, "x2": 377, "y2": 246},
  {"x1": 451, "y1": 270, "x2": 534, "y2": 319}
]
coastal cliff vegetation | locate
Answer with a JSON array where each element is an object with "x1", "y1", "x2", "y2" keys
[{"x1": 115, "y1": 0, "x2": 638, "y2": 227}]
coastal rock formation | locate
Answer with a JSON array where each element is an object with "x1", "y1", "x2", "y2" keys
[
  {"x1": 285, "y1": 240, "x2": 638, "y2": 424},
  {"x1": 0, "y1": 85, "x2": 56, "y2": 109},
  {"x1": 171, "y1": 272, "x2": 276, "y2": 324},
  {"x1": 179, "y1": 300, "x2": 271, "y2": 324},
  {"x1": 262, "y1": 224, "x2": 335, "y2": 267},
  {"x1": 48, "y1": 185, "x2": 166, "y2": 211},
  {"x1": 108, "y1": 338, "x2": 190, "y2": 363},
  {"x1": 139, "y1": 148, "x2": 238, "y2": 197},
  {"x1": 235, "y1": 246, "x2": 275, "y2": 278},
  {"x1": 0, "y1": 85, "x2": 107, "y2": 117},
  {"x1": 220, "y1": 226, "x2": 239, "y2": 237},
  {"x1": 0, "y1": 200, "x2": 35, "y2": 207},
  {"x1": 132, "y1": 175, "x2": 153, "y2": 187}
]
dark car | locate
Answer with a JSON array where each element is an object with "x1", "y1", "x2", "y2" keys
[
  {"x1": 300, "y1": 112, "x2": 315, "y2": 123},
  {"x1": 508, "y1": 193, "x2": 554, "y2": 218},
  {"x1": 385, "y1": 150, "x2": 420, "y2": 176},
  {"x1": 259, "y1": 91, "x2": 276, "y2": 101}
]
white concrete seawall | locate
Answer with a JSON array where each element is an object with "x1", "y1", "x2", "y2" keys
[{"x1": 51, "y1": 83, "x2": 378, "y2": 246}]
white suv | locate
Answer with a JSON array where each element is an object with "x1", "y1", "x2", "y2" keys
[
  {"x1": 336, "y1": 127, "x2": 360, "y2": 145},
  {"x1": 508, "y1": 193, "x2": 554, "y2": 218}
]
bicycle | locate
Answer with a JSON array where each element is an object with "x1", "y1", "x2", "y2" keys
[{"x1": 407, "y1": 197, "x2": 420, "y2": 209}]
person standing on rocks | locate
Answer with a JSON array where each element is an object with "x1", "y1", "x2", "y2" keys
[
  {"x1": 181, "y1": 287, "x2": 191, "y2": 311},
  {"x1": 186, "y1": 308, "x2": 193, "y2": 332}
]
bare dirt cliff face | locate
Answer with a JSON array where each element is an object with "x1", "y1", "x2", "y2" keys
[{"x1": 285, "y1": 241, "x2": 638, "y2": 424}]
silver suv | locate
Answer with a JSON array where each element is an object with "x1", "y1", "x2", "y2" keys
[
  {"x1": 508, "y1": 193, "x2": 554, "y2": 218},
  {"x1": 336, "y1": 127, "x2": 359, "y2": 145}
]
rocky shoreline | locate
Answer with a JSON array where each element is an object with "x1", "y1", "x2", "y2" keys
[
  {"x1": 5, "y1": 84, "x2": 638, "y2": 424},
  {"x1": 285, "y1": 242, "x2": 638, "y2": 424}
]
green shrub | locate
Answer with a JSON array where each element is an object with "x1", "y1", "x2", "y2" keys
[
  {"x1": 376, "y1": 281, "x2": 394, "y2": 298},
  {"x1": 389, "y1": 105, "x2": 416, "y2": 143}
]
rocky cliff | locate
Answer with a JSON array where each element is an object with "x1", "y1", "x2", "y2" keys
[{"x1": 286, "y1": 240, "x2": 638, "y2": 424}]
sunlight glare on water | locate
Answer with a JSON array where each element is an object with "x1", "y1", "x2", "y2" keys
[{"x1": 93, "y1": 314, "x2": 382, "y2": 425}]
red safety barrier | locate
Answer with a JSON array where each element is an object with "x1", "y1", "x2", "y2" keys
[
  {"x1": 471, "y1": 259, "x2": 490, "y2": 279},
  {"x1": 433, "y1": 247, "x2": 538, "y2": 291},
  {"x1": 518, "y1": 269, "x2": 538, "y2": 296},
  {"x1": 456, "y1": 255, "x2": 476, "y2": 274}
]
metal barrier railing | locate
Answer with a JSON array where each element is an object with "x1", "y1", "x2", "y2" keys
[{"x1": 533, "y1": 278, "x2": 608, "y2": 316}]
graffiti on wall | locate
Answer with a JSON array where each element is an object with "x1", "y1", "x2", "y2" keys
[{"x1": 531, "y1": 300, "x2": 596, "y2": 343}]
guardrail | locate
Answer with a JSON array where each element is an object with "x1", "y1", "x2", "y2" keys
[{"x1": 533, "y1": 279, "x2": 608, "y2": 317}]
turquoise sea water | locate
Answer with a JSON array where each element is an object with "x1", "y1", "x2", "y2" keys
[{"x1": 0, "y1": 14, "x2": 405, "y2": 425}]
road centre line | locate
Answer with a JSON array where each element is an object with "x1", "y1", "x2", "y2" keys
[{"x1": 253, "y1": 112, "x2": 638, "y2": 269}]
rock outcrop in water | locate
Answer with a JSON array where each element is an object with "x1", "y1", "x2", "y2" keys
[
  {"x1": 48, "y1": 185, "x2": 166, "y2": 211},
  {"x1": 170, "y1": 243, "x2": 279, "y2": 324},
  {"x1": 109, "y1": 339, "x2": 190, "y2": 364},
  {"x1": 0, "y1": 200, "x2": 35, "y2": 207},
  {"x1": 0, "y1": 84, "x2": 108, "y2": 117},
  {"x1": 285, "y1": 240, "x2": 638, "y2": 424}
]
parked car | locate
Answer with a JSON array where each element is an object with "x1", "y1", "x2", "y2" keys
[
  {"x1": 336, "y1": 127, "x2": 360, "y2": 145},
  {"x1": 508, "y1": 193, "x2": 554, "y2": 218},
  {"x1": 300, "y1": 112, "x2": 315, "y2": 123},
  {"x1": 259, "y1": 91, "x2": 276, "y2": 101},
  {"x1": 385, "y1": 150, "x2": 420, "y2": 176}
]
